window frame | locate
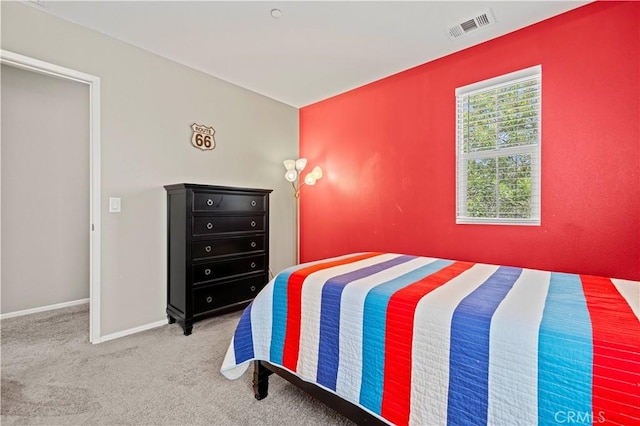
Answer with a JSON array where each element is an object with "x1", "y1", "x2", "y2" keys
[{"x1": 455, "y1": 65, "x2": 542, "y2": 226}]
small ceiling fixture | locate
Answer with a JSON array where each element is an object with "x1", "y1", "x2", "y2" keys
[{"x1": 270, "y1": 8, "x2": 282, "y2": 19}]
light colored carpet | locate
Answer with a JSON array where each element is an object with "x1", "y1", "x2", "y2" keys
[{"x1": 0, "y1": 304, "x2": 353, "y2": 425}]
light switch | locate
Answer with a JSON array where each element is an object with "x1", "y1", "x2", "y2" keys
[{"x1": 109, "y1": 197, "x2": 121, "y2": 213}]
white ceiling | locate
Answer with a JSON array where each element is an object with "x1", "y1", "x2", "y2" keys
[{"x1": 33, "y1": 1, "x2": 590, "y2": 107}]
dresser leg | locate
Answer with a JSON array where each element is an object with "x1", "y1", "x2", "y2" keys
[
  {"x1": 183, "y1": 320, "x2": 193, "y2": 336},
  {"x1": 167, "y1": 315, "x2": 176, "y2": 324},
  {"x1": 253, "y1": 361, "x2": 272, "y2": 400}
]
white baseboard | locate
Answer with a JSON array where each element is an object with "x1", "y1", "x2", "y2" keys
[
  {"x1": 93, "y1": 319, "x2": 167, "y2": 344},
  {"x1": 1, "y1": 298, "x2": 167, "y2": 344},
  {"x1": 0, "y1": 298, "x2": 90, "y2": 320}
]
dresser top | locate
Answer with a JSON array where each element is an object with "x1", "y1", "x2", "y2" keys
[{"x1": 164, "y1": 183, "x2": 272, "y2": 194}]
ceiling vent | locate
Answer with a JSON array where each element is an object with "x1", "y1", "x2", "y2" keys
[{"x1": 447, "y1": 9, "x2": 496, "y2": 40}]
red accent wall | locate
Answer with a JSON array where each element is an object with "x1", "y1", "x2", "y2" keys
[{"x1": 299, "y1": 2, "x2": 640, "y2": 280}]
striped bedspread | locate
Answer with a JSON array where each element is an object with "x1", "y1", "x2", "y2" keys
[{"x1": 221, "y1": 252, "x2": 640, "y2": 425}]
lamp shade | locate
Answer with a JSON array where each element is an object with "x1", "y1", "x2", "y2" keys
[
  {"x1": 283, "y1": 159, "x2": 296, "y2": 171},
  {"x1": 284, "y1": 170, "x2": 298, "y2": 182},
  {"x1": 310, "y1": 166, "x2": 323, "y2": 180},
  {"x1": 295, "y1": 158, "x2": 307, "y2": 172},
  {"x1": 304, "y1": 173, "x2": 316, "y2": 185}
]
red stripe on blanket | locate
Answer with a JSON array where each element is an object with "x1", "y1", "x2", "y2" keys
[
  {"x1": 580, "y1": 275, "x2": 640, "y2": 425},
  {"x1": 381, "y1": 261, "x2": 475, "y2": 426},
  {"x1": 281, "y1": 252, "x2": 383, "y2": 371}
]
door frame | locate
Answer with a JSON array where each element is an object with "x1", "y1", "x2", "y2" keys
[{"x1": 0, "y1": 49, "x2": 102, "y2": 343}]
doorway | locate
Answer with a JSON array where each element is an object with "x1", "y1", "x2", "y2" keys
[{"x1": 0, "y1": 50, "x2": 101, "y2": 343}]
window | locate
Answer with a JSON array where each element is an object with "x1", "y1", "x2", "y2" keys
[{"x1": 456, "y1": 65, "x2": 541, "y2": 225}]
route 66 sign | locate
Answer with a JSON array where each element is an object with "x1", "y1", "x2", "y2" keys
[{"x1": 191, "y1": 123, "x2": 216, "y2": 151}]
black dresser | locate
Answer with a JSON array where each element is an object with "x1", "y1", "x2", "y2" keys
[{"x1": 164, "y1": 184, "x2": 272, "y2": 335}]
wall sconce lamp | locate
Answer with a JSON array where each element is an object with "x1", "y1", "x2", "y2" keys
[
  {"x1": 283, "y1": 158, "x2": 322, "y2": 264},
  {"x1": 283, "y1": 158, "x2": 323, "y2": 198}
]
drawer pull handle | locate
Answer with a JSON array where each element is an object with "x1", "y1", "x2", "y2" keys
[
  {"x1": 251, "y1": 200, "x2": 257, "y2": 207},
  {"x1": 250, "y1": 221, "x2": 256, "y2": 228},
  {"x1": 206, "y1": 222, "x2": 214, "y2": 230},
  {"x1": 205, "y1": 245, "x2": 212, "y2": 253},
  {"x1": 204, "y1": 268, "x2": 211, "y2": 276},
  {"x1": 250, "y1": 262, "x2": 256, "y2": 268},
  {"x1": 250, "y1": 286, "x2": 256, "y2": 292},
  {"x1": 250, "y1": 241, "x2": 257, "y2": 248},
  {"x1": 206, "y1": 199, "x2": 214, "y2": 206},
  {"x1": 206, "y1": 296, "x2": 213, "y2": 303}
]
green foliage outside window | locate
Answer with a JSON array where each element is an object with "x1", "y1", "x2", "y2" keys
[
  {"x1": 459, "y1": 77, "x2": 540, "y2": 221},
  {"x1": 466, "y1": 156, "x2": 532, "y2": 218}
]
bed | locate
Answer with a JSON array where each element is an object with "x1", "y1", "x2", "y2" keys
[{"x1": 220, "y1": 252, "x2": 640, "y2": 425}]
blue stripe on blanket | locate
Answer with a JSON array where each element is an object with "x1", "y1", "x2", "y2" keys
[
  {"x1": 316, "y1": 255, "x2": 416, "y2": 390},
  {"x1": 270, "y1": 270, "x2": 294, "y2": 365},
  {"x1": 359, "y1": 259, "x2": 453, "y2": 414},
  {"x1": 538, "y1": 273, "x2": 592, "y2": 424},
  {"x1": 447, "y1": 266, "x2": 522, "y2": 426},
  {"x1": 233, "y1": 301, "x2": 254, "y2": 363}
]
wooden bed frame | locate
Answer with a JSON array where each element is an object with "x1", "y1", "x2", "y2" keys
[{"x1": 253, "y1": 360, "x2": 387, "y2": 425}]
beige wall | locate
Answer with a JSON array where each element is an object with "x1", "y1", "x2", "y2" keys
[
  {"x1": 1, "y1": 64, "x2": 90, "y2": 314},
  {"x1": 1, "y1": 2, "x2": 298, "y2": 336}
]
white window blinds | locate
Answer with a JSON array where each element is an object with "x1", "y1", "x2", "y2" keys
[{"x1": 456, "y1": 65, "x2": 541, "y2": 225}]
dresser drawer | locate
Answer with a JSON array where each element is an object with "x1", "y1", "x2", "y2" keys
[
  {"x1": 192, "y1": 254, "x2": 265, "y2": 284},
  {"x1": 193, "y1": 192, "x2": 265, "y2": 213},
  {"x1": 193, "y1": 275, "x2": 266, "y2": 314},
  {"x1": 193, "y1": 215, "x2": 264, "y2": 236},
  {"x1": 192, "y1": 235, "x2": 265, "y2": 260}
]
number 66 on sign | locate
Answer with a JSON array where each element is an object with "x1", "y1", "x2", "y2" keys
[{"x1": 191, "y1": 123, "x2": 216, "y2": 151}]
